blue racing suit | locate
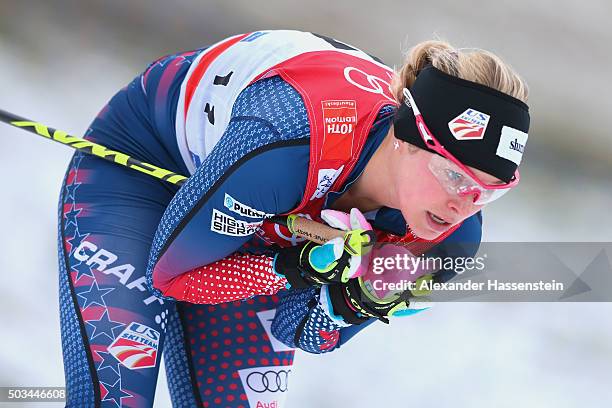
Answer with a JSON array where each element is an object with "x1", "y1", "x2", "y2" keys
[{"x1": 58, "y1": 44, "x2": 482, "y2": 407}]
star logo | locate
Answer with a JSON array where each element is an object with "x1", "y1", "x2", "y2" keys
[
  {"x1": 67, "y1": 228, "x2": 88, "y2": 254},
  {"x1": 86, "y1": 310, "x2": 124, "y2": 341},
  {"x1": 100, "y1": 378, "x2": 132, "y2": 407},
  {"x1": 77, "y1": 281, "x2": 114, "y2": 310},
  {"x1": 96, "y1": 350, "x2": 121, "y2": 375},
  {"x1": 64, "y1": 180, "x2": 81, "y2": 202},
  {"x1": 71, "y1": 261, "x2": 95, "y2": 282},
  {"x1": 64, "y1": 203, "x2": 82, "y2": 227}
]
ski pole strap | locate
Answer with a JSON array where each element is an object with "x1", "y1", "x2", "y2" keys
[{"x1": 327, "y1": 283, "x2": 372, "y2": 325}]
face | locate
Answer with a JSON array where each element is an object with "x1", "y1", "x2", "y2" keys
[{"x1": 390, "y1": 141, "x2": 502, "y2": 240}]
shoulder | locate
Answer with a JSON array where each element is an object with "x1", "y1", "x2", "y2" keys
[{"x1": 231, "y1": 76, "x2": 310, "y2": 140}]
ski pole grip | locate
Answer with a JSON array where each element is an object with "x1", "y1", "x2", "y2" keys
[{"x1": 270, "y1": 215, "x2": 345, "y2": 245}]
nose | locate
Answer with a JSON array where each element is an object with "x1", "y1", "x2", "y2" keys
[{"x1": 447, "y1": 194, "x2": 478, "y2": 218}]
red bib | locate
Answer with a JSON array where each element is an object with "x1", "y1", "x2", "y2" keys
[{"x1": 255, "y1": 51, "x2": 460, "y2": 253}]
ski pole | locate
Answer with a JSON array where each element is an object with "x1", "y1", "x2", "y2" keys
[
  {"x1": 0, "y1": 108, "x2": 348, "y2": 244},
  {"x1": 0, "y1": 109, "x2": 189, "y2": 186}
]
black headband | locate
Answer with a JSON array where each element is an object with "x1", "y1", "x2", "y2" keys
[{"x1": 393, "y1": 66, "x2": 530, "y2": 182}]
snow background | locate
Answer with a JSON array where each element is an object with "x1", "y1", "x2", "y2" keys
[{"x1": 0, "y1": 1, "x2": 611, "y2": 407}]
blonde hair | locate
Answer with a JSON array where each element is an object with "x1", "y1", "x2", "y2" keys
[{"x1": 391, "y1": 40, "x2": 529, "y2": 104}]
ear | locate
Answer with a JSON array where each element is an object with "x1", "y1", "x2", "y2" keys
[{"x1": 403, "y1": 142, "x2": 420, "y2": 154}]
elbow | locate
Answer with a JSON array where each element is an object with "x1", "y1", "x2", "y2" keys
[{"x1": 145, "y1": 254, "x2": 178, "y2": 300}]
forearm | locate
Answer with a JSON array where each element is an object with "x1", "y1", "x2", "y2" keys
[
  {"x1": 144, "y1": 136, "x2": 309, "y2": 301},
  {"x1": 271, "y1": 285, "x2": 366, "y2": 354},
  {"x1": 156, "y1": 251, "x2": 287, "y2": 303}
]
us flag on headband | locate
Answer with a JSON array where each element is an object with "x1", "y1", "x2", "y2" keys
[{"x1": 448, "y1": 108, "x2": 491, "y2": 140}]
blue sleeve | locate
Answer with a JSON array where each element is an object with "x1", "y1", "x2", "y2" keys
[
  {"x1": 271, "y1": 287, "x2": 348, "y2": 354},
  {"x1": 145, "y1": 76, "x2": 311, "y2": 298},
  {"x1": 271, "y1": 212, "x2": 484, "y2": 354}
]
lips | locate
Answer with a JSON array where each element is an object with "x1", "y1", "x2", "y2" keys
[{"x1": 425, "y1": 211, "x2": 452, "y2": 233}]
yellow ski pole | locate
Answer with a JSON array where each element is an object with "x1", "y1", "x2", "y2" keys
[
  {"x1": 0, "y1": 108, "x2": 351, "y2": 244},
  {"x1": 0, "y1": 108, "x2": 188, "y2": 186}
]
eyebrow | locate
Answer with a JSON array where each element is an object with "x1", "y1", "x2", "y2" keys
[{"x1": 468, "y1": 168, "x2": 503, "y2": 185}]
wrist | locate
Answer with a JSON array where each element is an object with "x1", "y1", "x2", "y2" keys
[
  {"x1": 273, "y1": 247, "x2": 314, "y2": 289},
  {"x1": 318, "y1": 285, "x2": 353, "y2": 327},
  {"x1": 326, "y1": 282, "x2": 371, "y2": 325}
]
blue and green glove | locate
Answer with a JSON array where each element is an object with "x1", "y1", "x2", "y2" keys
[{"x1": 273, "y1": 208, "x2": 376, "y2": 287}]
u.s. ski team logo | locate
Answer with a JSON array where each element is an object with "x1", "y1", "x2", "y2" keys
[
  {"x1": 108, "y1": 322, "x2": 160, "y2": 370},
  {"x1": 448, "y1": 108, "x2": 491, "y2": 140}
]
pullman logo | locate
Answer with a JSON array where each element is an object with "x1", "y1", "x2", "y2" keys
[{"x1": 224, "y1": 193, "x2": 272, "y2": 219}]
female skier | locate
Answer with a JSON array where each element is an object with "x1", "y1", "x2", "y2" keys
[{"x1": 58, "y1": 30, "x2": 530, "y2": 407}]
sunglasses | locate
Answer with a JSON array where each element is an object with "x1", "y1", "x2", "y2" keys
[{"x1": 402, "y1": 88, "x2": 519, "y2": 205}]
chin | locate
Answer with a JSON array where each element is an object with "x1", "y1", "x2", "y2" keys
[
  {"x1": 401, "y1": 209, "x2": 443, "y2": 241},
  {"x1": 409, "y1": 224, "x2": 442, "y2": 240}
]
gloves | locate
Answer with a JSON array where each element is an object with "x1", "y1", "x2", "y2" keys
[
  {"x1": 322, "y1": 243, "x2": 436, "y2": 324},
  {"x1": 322, "y1": 274, "x2": 433, "y2": 324},
  {"x1": 273, "y1": 208, "x2": 376, "y2": 288},
  {"x1": 273, "y1": 209, "x2": 433, "y2": 325}
]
